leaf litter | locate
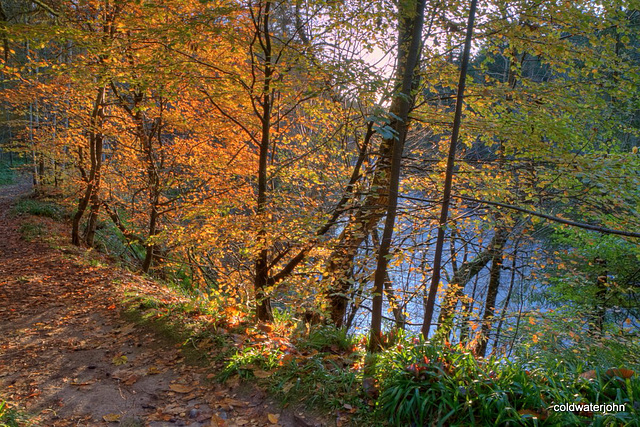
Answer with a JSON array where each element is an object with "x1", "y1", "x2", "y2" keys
[{"x1": 0, "y1": 181, "x2": 322, "y2": 426}]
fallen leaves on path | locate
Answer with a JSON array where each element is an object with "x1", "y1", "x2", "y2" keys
[{"x1": 0, "y1": 183, "x2": 320, "y2": 426}]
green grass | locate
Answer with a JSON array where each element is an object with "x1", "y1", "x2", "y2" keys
[
  {"x1": 0, "y1": 158, "x2": 20, "y2": 186},
  {"x1": 0, "y1": 167, "x2": 14, "y2": 186},
  {"x1": 12, "y1": 198, "x2": 61, "y2": 220},
  {"x1": 121, "y1": 291, "x2": 229, "y2": 367},
  {"x1": 0, "y1": 400, "x2": 25, "y2": 427},
  {"x1": 18, "y1": 222, "x2": 44, "y2": 241},
  {"x1": 375, "y1": 339, "x2": 640, "y2": 426},
  {"x1": 100, "y1": 264, "x2": 640, "y2": 427},
  {"x1": 121, "y1": 289, "x2": 368, "y2": 417},
  {"x1": 218, "y1": 321, "x2": 367, "y2": 417}
]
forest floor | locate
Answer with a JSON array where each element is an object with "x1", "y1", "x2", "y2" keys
[{"x1": 0, "y1": 178, "x2": 322, "y2": 427}]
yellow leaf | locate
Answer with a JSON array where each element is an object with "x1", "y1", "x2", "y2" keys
[
  {"x1": 147, "y1": 366, "x2": 162, "y2": 375},
  {"x1": 103, "y1": 413, "x2": 121, "y2": 422},
  {"x1": 267, "y1": 413, "x2": 280, "y2": 424},
  {"x1": 281, "y1": 382, "x2": 294, "y2": 393},
  {"x1": 532, "y1": 334, "x2": 539, "y2": 343},
  {"x1": 169, "y1": 384, "x2": 193, "y2": 393},
  {"x1": 112, "y1": 355, "x2": 128, "y2": 366}
]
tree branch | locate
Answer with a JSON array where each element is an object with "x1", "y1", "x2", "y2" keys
[
  {"x1": 30, "y1": 0, "x2": 59, "y2": 17},
  {"x1": 457, "y1": 196, "x2": 640, "y2": 239}
]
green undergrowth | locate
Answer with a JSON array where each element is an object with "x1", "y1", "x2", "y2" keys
[
  {"x1": 220, "y1": 321, "x2": 367, "y2": 414},
  {"x1": 11, "y1": 194, "x2": 68, "y2": 221},
  {"x1": 117, "y1": 285, "x2": 640, "y2": 426},
  {"x1": 120, "y1": 290, "x2": 371, "y2": 419},
  {"x1": 17, "y1": 222, "x2": 45, "y2": 241},
  {"x1": 121, "y1": 291, "x2": 226, "y2": 367},
  {"x1": 0, "y1": 163, "x2": 15, "y2": 186},
  {"x1": 0, "y1": 157, "x2": 24, "y2": 186},
  {"x1": 11, "y1": 196, "x2": 63, "y2": 220},
  {"x1": 0, "y1": 400, "x2": 27, "y2": 427},
  {"x1": 12, "y1": 194, "x2": 70, "y2": 244},
  {"x1": 374, "y1": 339, "x2": 640, "y2": 426}
]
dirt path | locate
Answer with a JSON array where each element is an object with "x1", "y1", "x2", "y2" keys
[{"x1": 0, "y1": 181, "x2": 318, "y2": 427}]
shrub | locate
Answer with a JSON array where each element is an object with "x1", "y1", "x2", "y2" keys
[{"x1": 376, "y1": 339, "x2": 640, "y2": 426}]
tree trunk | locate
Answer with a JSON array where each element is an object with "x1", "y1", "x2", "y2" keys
[
  {"x1": 142, "y1": 204, "x2": 159, "y2": 273},
  {"x1": 72, "y1": 183, "x2": 92, "y2": 246},
  {"x1": 492, "y1": 244, "x2": 519, "y2": 355},
  {"x1": 254, "y1": 0, "x2": 274, "y2": 322},
  {"x1": 371, "y1": 230, "x2": 406, "y2": 330},
  {"x1": 323, "y1": 135, "x2": 394, "y2": 327},
  {"x1": 142, "y1": 112, "x2": 162, "y2": 273},
  {"x1": 72, "y1": 86, "x2": 106, "y2": 246},
  {"x1": 323, "y1": 3, "x2": 444, "y2": 328},
  {"x1": 458, "y1": 274, "x2": 480, "y2": 344},
  {"x1": 422, "y1": 0, "x2": 479, "y2": 338},
  {"x1": 435, "y1": 242, "x2": 495, "y2": 340},
  {"x1": 474, "y1": 227, "x2": 508, "y2": 357},
  {"x1": 590, "y1": 257, "x2": 607, "y2": 336},
  {"x1": 84, "y1": 188, "x2": 101, "y2": 246},
  {"x1": 368, "y1": 0, "x2": 426, "y2": 351}
]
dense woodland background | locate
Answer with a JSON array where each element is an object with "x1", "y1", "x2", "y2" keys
[{"x1": 1, "y1": 0, "x2": 640, "y2": 424}]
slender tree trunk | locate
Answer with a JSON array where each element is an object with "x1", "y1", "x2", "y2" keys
[
  {"x1": 422, "y1": 0, "x2": 479, "y2": 338},
  {"x1": 325, "y1": 4, "x2": 441, "y2": 329},
  {"x1": 84, "y1": 131, "x2": 104, "y2": 247},
  {"x1": 458, "y1": 274, "x2": 480, "y2": 344},
  {"x1": 72, "y1": 180, "x2": 92, "y2": 246},
  {"x1": 72, "y1": 86, "x2": 106, "y2": 246},
  {"x1": 590, "y1": 257, "x2": 607, "y2": 336},
  {"x1": 84, "y1": 187, "x2": 101, "y2": 246},
  {"x1": 29, "y1": 102, "x2": 38, "y2": 188},
  {"x1": 35, "y1": 96, "x2": 43, "y2": 187},
  {"x1": 108, "y1": 85, "x2": 164, "y2": 273},
  {"x1": 436, "y1": 243, "x2": 495, "y2": 339},
  {"x1": 474, "y1": 227, "x2": 508, "y2": 357},
  {"x1": 254, "y1": 0, "x2": 274, "y2": 322},
  {"x1": 142, "y1": 204, "x2": 158, "y2": 273},
  {"x1": 142, "y1": 151, "x2": 161, "y2": 273},
  {"x1": 83, "y1": 92, "x2": 105, "y2": 247},
  {"x1": 368, "y1": 0, "x2": 426, "y2": 352},
  {"x1": 492, "y1": 244, "x2": 518, "y2": 355},
  {"x1": 141, "y1": 113, "x2": 162, "y2": 273},
  {"x1": 371, "y1": 230, "x2": 406, "y2": 330}
]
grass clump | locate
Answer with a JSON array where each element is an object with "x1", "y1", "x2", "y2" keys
[
  {"x1": 375, "y1": 339, "x2": 640, "y2": 426},
  {"x1": 220, "y1": 319, "x2": 367, "y2": 416},
  {"x1": 120, "y1": 289, "x2": 235, "y2": 368},
  {"x1": 0, "y1": 401, "x2": 26, "y2": 427},
  {"x1": 12, "y1": 198, "x2": 61, "y2": 220},
  {"x1": 18, "y1": 222, "x2": 44, "y2": 241}
]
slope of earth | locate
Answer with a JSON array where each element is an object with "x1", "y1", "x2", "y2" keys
[{"x1": 0, "y1": 180, "x2": 320, "y2": 427}]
